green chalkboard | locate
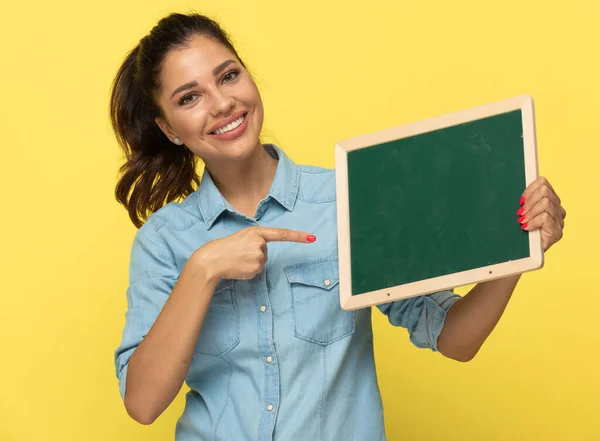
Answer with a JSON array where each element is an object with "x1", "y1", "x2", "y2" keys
[{"x1": 346, "y1": 110, "x2": 530, "y2": 296}]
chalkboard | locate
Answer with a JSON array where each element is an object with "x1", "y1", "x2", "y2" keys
[{"x1": 335, "y1": 95, "x2": 543, "y2": 310}]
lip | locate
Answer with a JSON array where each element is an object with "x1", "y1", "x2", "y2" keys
[
  {"x1": 208, "y1": 111, "x2": 247, "y2": 134},
  {"x1": 207, "y1": 112, "x2": 250, "y2": 141}
]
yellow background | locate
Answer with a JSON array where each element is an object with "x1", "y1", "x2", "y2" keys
[{"x1": 1, "y1": 0, "x2": 598, "y2": 440}]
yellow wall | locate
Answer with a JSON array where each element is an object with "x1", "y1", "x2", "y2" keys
[{"x1": 1, "y1": 0, "x2": 597, "y2": 439}]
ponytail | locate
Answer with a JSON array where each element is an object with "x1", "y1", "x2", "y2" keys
[{"x1": 110, "y1": 44, "x2": 199, "y2": 228}]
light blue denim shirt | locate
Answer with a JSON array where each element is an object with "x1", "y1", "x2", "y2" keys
[{"x1": 114, "y1": 144, "x2": 460, "y2": 441}]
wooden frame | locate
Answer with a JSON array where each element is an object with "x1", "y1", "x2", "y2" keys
[{"x1": 335, "y1": 95, "x2": 543, "y2": 311}]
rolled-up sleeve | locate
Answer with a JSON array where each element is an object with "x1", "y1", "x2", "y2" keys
[
  {"x1": 114, "y1": 220, "x2": 178, "y2": 400},
  {"x1": 376, "y1": 291, "x2": 461, "y2": 351}
]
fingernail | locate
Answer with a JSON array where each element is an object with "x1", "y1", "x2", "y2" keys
[
  {"x1": 518, "y1": 215, "x2": 526, "y2": 223},
  {"x1": 520, "y1": 196, "x2": 526, "y2": 205},
  {"x1": 307, "y1": 235, "x2": 316, "y2": 242},
  {"x1": 516, "y1": 206, "x2": 524, "y2": 216},
  {"x1": 521, "y1": 223, "x2": 528, "y2": 230}
]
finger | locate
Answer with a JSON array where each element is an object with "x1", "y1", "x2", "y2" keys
[
  {"x1": 518, "y1": 196, "x2": 564, "y2": 229},
  {"x1": 521, "y1": 176, "x2": 560, "y2": 205},
  {"x1": 518, "y1": 181, "x2": 561, "y2": 217},
  {"x1": 259, "y1": 227, "x2": 316, "y2": 243},
  {"x1": 261, "y1": 243, "x2": 269, "y2": 263},
  {"x1": 533, "y1": 187, "x2": 566, "y2": 222},
  {"x1": 522, "y1": 211, "x2": 562, "y2": 237},
  {"x1": 523, "y1": 212, "x2": 563, "y2": 250}
]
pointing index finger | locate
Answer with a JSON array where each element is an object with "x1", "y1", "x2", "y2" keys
[{"x1": 258, "y1": 227, "x2": 316, "y2": 243}]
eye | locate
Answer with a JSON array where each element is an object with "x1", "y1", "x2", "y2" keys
[
  {"x1": 222, "y1": 69, "x2": 240, "y2": 83},
  {"x1": 179, "y1": 93, "x2": 198, "y2": 106}
]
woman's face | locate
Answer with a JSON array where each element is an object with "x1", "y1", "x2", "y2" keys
[{"x1": 154, "y1": 34, "x2": 264, "y2": 164}]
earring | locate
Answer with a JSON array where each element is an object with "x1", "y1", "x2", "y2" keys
[{"x1": 174, "y1": 137, "x2": 181, "y2": 145}]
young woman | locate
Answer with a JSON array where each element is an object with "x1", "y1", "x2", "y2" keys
[{"x1": 112, "y1": 12, "x2": 566, "y2": 440}]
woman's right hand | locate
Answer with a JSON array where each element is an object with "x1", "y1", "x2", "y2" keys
[
  {"x1": 192, "y1": 226, "x2": 316, "y2": 281},
  {"x1": 122, "y1": 226, "x2": 314, "y2": 424}
]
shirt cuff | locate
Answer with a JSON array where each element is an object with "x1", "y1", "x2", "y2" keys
[
  {"x1": 409, "y1": 293, "x2": 460, "y2": 352},
  {"x1": 118, "y1": 363, "x2": 129, "y2": 401}
]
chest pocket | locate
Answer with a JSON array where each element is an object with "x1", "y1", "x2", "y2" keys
[
  {"x1": 194, "y1": 279, "x2": 240, "y2": 356},
  {"x1": 284, "y1": 258, "x2": 355, "y2": 345}
]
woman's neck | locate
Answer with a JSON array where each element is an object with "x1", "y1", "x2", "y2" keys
[{"x1": 206, "y1": 144, "x2": 278, "y2": 218}]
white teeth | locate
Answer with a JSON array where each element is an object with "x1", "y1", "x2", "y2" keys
[{"x1": 214, "y1": 115, "x2": 245, "y2": 135}]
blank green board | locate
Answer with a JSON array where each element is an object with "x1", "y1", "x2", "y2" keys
[{"x1": 346, "y1": 110, "x2": 530, "y2": 296}]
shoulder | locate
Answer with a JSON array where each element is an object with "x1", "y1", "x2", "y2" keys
[
  {"x1": 130, "y1": 193, "x2": 202, "y2": 262},
  {"x1": 296, "y1": 164, "x2": 336, "y2": 204},
  {"x1": 142, "y1": 191, "x2": 203, "y2": 233}
]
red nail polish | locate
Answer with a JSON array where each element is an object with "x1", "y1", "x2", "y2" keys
[
  {"x1": 516, "y1": 206, "x2": 524, "y2": 216},
  {"x1": 307, "y1": 235, "x2": 316, "y2": 242},
  {"x1": 518, "y1": 215, "x2": 526, "y2": 223},
  {"x1": 521, "y1": 223, "x2": 528, "y2": 230},
  {"x1": 520, "y1": 196, "x2": 525, "y2": 205}
]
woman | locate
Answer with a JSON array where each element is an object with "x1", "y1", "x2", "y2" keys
[{"x1": 112, "y1": 12, "x2": 566, "y2": 440}]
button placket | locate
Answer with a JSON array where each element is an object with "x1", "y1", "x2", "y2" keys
[{"x1": 254, "y1": 269, "x2": 279, "y2": 435}]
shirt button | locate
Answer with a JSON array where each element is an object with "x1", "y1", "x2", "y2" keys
[
  {"x1": 266, "y1": 356, "x2": 273, "y2": 363},
  {"x1": 324, "y1": 279, "x2": 331, "y2": 286},
  {"x1": 260, "y1": 305, "x2": 267, "y2": 312},
  {"x1": 267, "y1": 404, "x2": 274, "y2": 411}
]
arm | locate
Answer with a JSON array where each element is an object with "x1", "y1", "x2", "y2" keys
[
  {"x1": 436, "y1": 275, "x2": 520, "y2": 362},
  {"x1": 437, "y1": 176, "x2": 566, "y2": 362},
  {"x1": 123, "y1": 256, "x2": 218, "y2": 425},
  {"x1": 116, "y1": 225, "x2": 314, "y2": 425}
]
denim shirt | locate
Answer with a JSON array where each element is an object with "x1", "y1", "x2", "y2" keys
[{"x1": 114, "y1": 144, "x2": 460, "y2": 441}]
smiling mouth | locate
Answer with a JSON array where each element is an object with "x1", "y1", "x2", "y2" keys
[{"x1": 209, "y1": 112, "x2": 248, "y2": 135}]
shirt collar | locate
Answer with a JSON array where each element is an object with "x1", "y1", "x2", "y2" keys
[{"x1": 197, "y1": 144, "x2": 300, "y2": 229}]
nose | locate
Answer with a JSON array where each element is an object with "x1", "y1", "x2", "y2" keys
[{"x1": 210, "y1": 88, "x2": 235, "y2": 117}]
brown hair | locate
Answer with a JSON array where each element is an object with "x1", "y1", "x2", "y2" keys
[{"x1": 110, "y1": 13, "x2": 250, "y2": 228}]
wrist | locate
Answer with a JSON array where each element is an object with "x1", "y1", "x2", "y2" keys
[{"x1": 187, "y1": 247, "x2": 222, "y2": 284}]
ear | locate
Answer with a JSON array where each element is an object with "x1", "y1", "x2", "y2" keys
[{"x1": 155, "y1": 117, "x2": 181, "y2": 145}]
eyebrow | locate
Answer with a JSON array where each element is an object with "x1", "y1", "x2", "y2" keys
[
  {"x1": 212, "y1": 59, "x2": 236, "y2": 76},
  {"x1": 170, "y1": 81, "x2": 198, "y2": 99},
  {"x1": 170, "y1": 60, "x2": 237, "y2": 99}
]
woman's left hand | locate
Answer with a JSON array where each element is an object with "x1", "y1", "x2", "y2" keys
[{"x1": 517, "y1": 176, "x2": 567, "y2": 252}]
